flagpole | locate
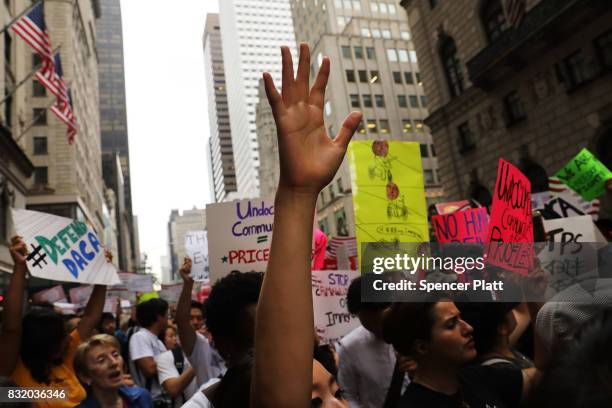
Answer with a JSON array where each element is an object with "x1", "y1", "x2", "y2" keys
[
  {"x1": 14, "y1": 98, "x2": 55, "y2": 142},
  {"x1": 0, "y1": 44, "x2": 61, "y2": 108},
  {"x1": 0, "y1": 0, "x2": 44, "y2": 37}
]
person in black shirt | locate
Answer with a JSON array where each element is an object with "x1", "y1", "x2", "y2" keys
[{"x1": 383, "y1": 299, "x2": 525, "y2": 408}]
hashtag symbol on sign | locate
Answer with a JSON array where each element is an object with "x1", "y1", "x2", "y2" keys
[{"x1": 26, "y1": 244, "x2": 48, "y2": 269}]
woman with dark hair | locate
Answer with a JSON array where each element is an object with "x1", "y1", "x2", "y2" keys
[
  {"x1": 0, "y1": 236, "x2": 111, "y2": 408},
  {"x1": 383, "y1": 298, "x2": 539, "y2": 408}
]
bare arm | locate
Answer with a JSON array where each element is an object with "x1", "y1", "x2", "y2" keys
[
  {"x1": 251, "y1": 43, "x2": 361, "y2": 408},
  {"x1": 176, "y1": 258, "x2": 197, "y2": 356},
  {"x1": 509, "y1": 302, "x2": 530, "y2": 346},
  {"x1": 77, "y1": 250, "x2": 112, "y2": 340},
  {"x1": 0, "y1": 237, "x2": 28, "y2": 376},
  {"x1": 136, "y1": 356, "x2": 158, "y2": 379},
  {"x1": 161, "y1": 366, "x2": 195, "y2": 399}
]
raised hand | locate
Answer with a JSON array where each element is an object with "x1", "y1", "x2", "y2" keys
[
  {"x1": 263, "y1": 43, "x2": 362, "y2": 195},
  {"x1": 179, "y1": 257, "x2": 193, "y2": 283},
  {"x1": 9, "y1": 236, "x2": 27, "y2": 267}
]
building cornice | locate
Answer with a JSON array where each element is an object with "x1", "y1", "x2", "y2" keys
[{"x1": 0, "y1": 125, "x2": 34, "y2": 178}]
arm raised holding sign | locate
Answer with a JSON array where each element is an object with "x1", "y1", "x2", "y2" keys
[
  {"x1": 75, "y1": 250, "x2": 112, "y2": 340},
  {"x1": 251, "y1": 43, "x2": 362, "y2": 408}
]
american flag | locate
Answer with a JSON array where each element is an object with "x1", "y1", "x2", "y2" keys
[
  {"x1": 34, "y1": 56, "x2": 60, "y2": 97},
  {"x1": 48, "y1": 54, "x2": 77, "y2": 144},
  {"x1": 10, "y1": 2, "x2": 53, "y2": 61},
  {"x1": 503, "y1": 0, "x2": 527, "y2": 28},
  {"x1": 328, "y1": 236, "x2": 358, "y2": 258}
]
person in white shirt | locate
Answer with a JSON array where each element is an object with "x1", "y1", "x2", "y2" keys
[
  {"x1": 338, "y1": 276, "x2": 409, "y2": 408},
  {"x1": 128, "y1": 298, "x2": 168, "y2": 403},
  {"x1": 156, "y1": 325, "x2": 197, "y2": 407}
]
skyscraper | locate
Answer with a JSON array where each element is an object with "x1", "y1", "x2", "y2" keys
[
  {"x1": 96, "y1": 0, "x2": 137, "y2": 271},
  {"x1": 288, "y1": 0, "x2": 443, "y2": 237},
  {"x1": 203, "y1": 13, "x2": 237, "y2": 203},
  {"x1": 219, "y1": 0, "x2": 297, "y2": 198}
]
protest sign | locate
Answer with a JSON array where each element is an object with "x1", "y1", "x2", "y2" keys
[
  {"x1": 207, "y1": 198, "x2": 275, "y2": 282},
  {"x1": 555, "y1": 148, "x2": 612, "y2": 201},
  {"x1": 485, "y1": 159, "x2": 533, "y2": 275},
  {"x1": 103, "y1": 297, "x2": 118, "y2": 314},
  {"x1": 432, "y1": 207, "x2": 489, "y2": 243},
  {"x1": 127, "y1": 274, "x2": 154, "y2": 293},
  {"x1": 312, "y1": 270, "x2": 360, "y2": 346},
  {"x1": 184, "y1": 230, "x2": 209, "y2": 282},
  {"x1": 542, "y1": 177, "x2": 600, "y2": 220},
  {"x1": 53, "y1": 302, "x2": 79, "y2": 315},
  {"x1": 11, "y1": 209, "x2": 120, "y2": 285},
  {"x1": 435, "y1": 200, "x2": 471, "y2": 215},
  {"x1": 69, "y1": 285, "x2": 94, "y2": 307},
  {"x1": 543, "y1": 215, "x2": 606, "y2": 244},
  {"x1": 33, "y1": 284, "x2": 67, "y2": 304},
  {"x1": 159, "y1": 283, "x2": 182, "y2": 304},
  {"x1": 348, "y1": 141, "x2": 429, "y2": 261}
]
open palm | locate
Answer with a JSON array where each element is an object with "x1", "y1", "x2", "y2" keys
[{"x1": 263, "y1": 44, "x2": 362, "y2": 194}]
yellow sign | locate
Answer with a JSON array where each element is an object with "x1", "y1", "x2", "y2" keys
[{"x1": 348, "y1": 141, "x2": 429, "y2": 264}]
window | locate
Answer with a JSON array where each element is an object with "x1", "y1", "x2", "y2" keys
[
  {"x1": 33, "y1": 137, "x2": 47, "y2": 155},
  {"x1": 350, "y1": 94, "x2": 360, "y2": 107},
  {"x1": 393, "y1": 71, "x2": 402, "y2": 84},
  {"x1": 334, "y1": 0, "x2": 342, "y2": 8},
  {"x1": 401, "y1": 31, "x2": 411, "y2": 41},
  {"x1": 353, "y1": 0, "x2": 361, "y2": 11},
  {"x1": 357, "y1": 120, "x2": 366, "y2": 134},
  {"x1": 397, "y1": 95, "x2": 408, "y2": 107},
  {"x1": 32, "y1": 53, "x2": 41, "y2": 68},
  {"x1": 382, "y1": 29, "x2": 391, "y2": 39},
  {"x1": 402, "y1": 120, "x2": 413, "y2": 133},
  {"x1": 398, "y1": 49, "x2": 409, "y2": 62},
  {"x1": 334, "y1": 208, "x2": 349, "y2": 236},
  {"x1": 440, "y1": 37, "x2": 464, "y2": 97},
  {"x1": 367, "y1": 119, "x2": 378, "y2": 133},
  {"x1": 32, "y1": 80, "x2": 46, "y2": 97},
  {"x1": 386, "y1": 48, "x2": 398, "y2": 62},
  {"x1": 429, "y1": 0, "x2": 439, "y2": 9},
  {"x1": 420, "y1": 95, "x2": 428, "y2": 107},
  {"x1": 415, "y1": 120, "x2": 425, "y2": 131},
  {"x1": 420, "y1": 144, "x2": 429, "y2": 157},
  {"x1": 362, "y1": 94, "x2": 372, "y2": 107},
  {"x1": 409, "y1": 50, "x2": 418, "y2": 63},
  {"x1": 389, "y1": 4, "x2": 396, "y2": 13},
  {"x1": 341, "y1": 46, "x2": 351, "y2": 58},
  {"x1": 337, "y1": 178, "x2": 344, "y2": 193},
  {"x1": 379, "y1": 119, "x2": 389, "y2": 133},
  {"x1": 361, "y1": 28, "x2": 371, "y2": 37},
  {"x1": 431, "y1": 144, "x2": 437, "y2": 156},
  {"x1": 346, "y1": 69, "x2": 356, "y2": 82},
  {"x1": 415, "y1": 72, "x2": 422, "y2": 84},
  {"x1": 354, "y1": 46, "x2": 364, "y2": 59},
  {"x1": 34, "y1": 167, "x2": 48, "y2": 186},
  {"x1": 33, "y1": 108, "x2": 46, "y2": 125},
  {"x1": 481, "y1": 0, "x2": 507, "y2": 42},
  {"x1": 563, "y1": 50, "x2": 590, "y2": 88},
  {"x1": 404, "y1": 71, "x2": 414, "y2": 84},
  {"x1": 458, "y1": 122, "x2": 475, "y2": 152},
  {"x1": 372, "y1": 29, "x2": 381, "y2": 38},
  {"x1": 409, "y1": 95, "x2": 419, "y2": 108},
  {"x1": 366, "y1": 47, "x2": 376, "y2": 60},
  {"x1": 342, "y1": 0, "x2": 352, "y2": 9},
  {"x1": 375, "y1": 94, "x2": 385, "y2": 107},
  {"x1": 379, "y1": 3, "x2": 388, "y2": 13},
  {"x1": 503, "y1": 91, "x2": 526, "y2": 124},
  {"x1": 424, "y1": 170, "x2": 435, "y2": 184},
  {"x1": 594, "y1": 29, "x2": 612, "y2": 70},
  {"x1": 370, "y1": 2, "x2": 378, "y2": 12},
  {"x1": 358, "y1": 70, "x2": 368, "y2": 82},
  {"x1": 370, "y1": 70, "x2": 380, "y2": 83}
]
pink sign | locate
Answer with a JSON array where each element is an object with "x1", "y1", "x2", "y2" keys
[
  {"x1": 432, "y1": 207, "x2": 489, "y2": 243},
  {"x1": 486, "y1": 159, "x2": 533, "y2": 275}
]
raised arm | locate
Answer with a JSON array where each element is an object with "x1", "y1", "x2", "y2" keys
[
  {"x1": 251, "y1": 43, "x2": 362, "y2": 408},
  {"x1": 77, "y1": 250, "x2": 112, "y2": 340},
  {"x1": 0, "y1": 237, "x2": 28, "y2": 376},
  {"x1": 176, "y1": 257, "x2": 197, "y2": 356}
]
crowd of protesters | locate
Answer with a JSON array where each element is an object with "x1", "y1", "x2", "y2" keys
[{"x1": 0, "y1": 43, "x2": 611, "y2": 408}]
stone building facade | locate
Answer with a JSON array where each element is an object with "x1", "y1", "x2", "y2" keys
[{"x1": 399, "y1": 0, "x2": 612, "y2": 205}]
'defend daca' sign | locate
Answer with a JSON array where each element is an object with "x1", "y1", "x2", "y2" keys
[
  {"x1": 485, "y1": 159, "x2": 534, "y2": 276},
  {"x1": 11, "y1": 209, "x2": 120, "y2": 285},
  {"x1": 206, "y1": 198, "x2": 275, "y2": 282}
]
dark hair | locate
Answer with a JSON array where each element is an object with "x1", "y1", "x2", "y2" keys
[
  {"x1": 529, "y1": 309, "x2": 612, "y2": 407},
  {"x1": 346, "y1": 276, "x2": 390, "y2": 315},
  {"x1": 190, "y1": 300, "x2": 204, "y2": 314},
  {"x1": 21, "y1": 307, "x2": 67, "y2": 384},
  {"x1": 136, "y1": 298, "x2": 168, "y2": 328},
  {"x1": 382, "y1": 302, "x2": 439, "y2": 356},
  {"x1": 205, "y1": 271, "x2": 263, "y2": 346},
  {"x1": 458, "y1": 302, "x2": 518, "y2": 355},
  {"x1": 314, "y1": 343, "x2": 338, "y2": 377},
  {"x1": 100, "y1": 312, "x2": 115, "y2": 323},
  {"x1": 210, "y1": 357, "x2": 253, "y2": 408}
]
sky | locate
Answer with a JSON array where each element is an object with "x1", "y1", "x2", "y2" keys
[{"x1": 121, "y1": 0, "x2": 219, "y2": 278}]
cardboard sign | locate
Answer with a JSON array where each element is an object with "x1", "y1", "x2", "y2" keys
[
  {"x1": 159, "y1": 283, "x2": 182, "y2": 304},
  {"x1": 127, "y1": 274, "x2": 154, "y2": 293},
  {"x1": 555, "y1": 148, "x2": 612, "y2": 201},
  {"x1": 348, "y1": 141, "x2": 429, "y2": 261},
  {"x1": 185, "y1": 230, "x2": 209, "y2": 282},
  {"x1": 103, "y1": 296, "x2": 118, "y2": 315},
  {"x1": 543, "y1": 177, "x2": 600, "y2": 220},
  {"x1": 69, "y1": 285, "x2": 94, "y2": 307},
  {"x1": 11, "y1": 209, "x2": 120, "y2": 285},
  {"x1": 206, "y1": 198, "x2": 275, "y2": 282},
  {"x1": 33, "y1": 284, "x2": 67, "y2": 304},
  {"x1": 435, "y1": 200, "x2": 471, "y2": 215},
  {"x1": 486, "y1": 159, "x2": 533, "y2": 275},
  {"x1": 432, "y1": 207, "x2": 489, "y2": 243},
  {"x1": 312, "y1": 270, "x2": 360, "y2": 346},
  {"x1": 543, "y1": 215, "x2": 606, "y2": 244}
]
